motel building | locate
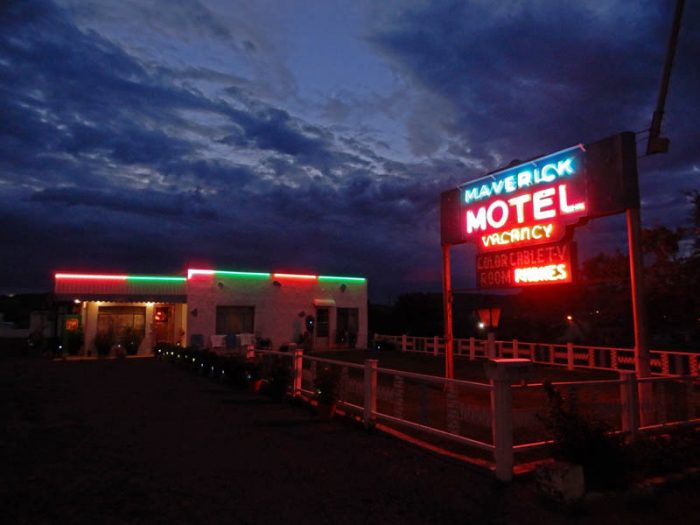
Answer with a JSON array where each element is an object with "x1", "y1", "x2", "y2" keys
[{"x1": 53, "y1": 269, "x2": 367, "y2": 356}]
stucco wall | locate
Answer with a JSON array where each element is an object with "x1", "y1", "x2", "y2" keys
[{"x1": 186, "y1": 276, "x2": 367, "y2": 350}]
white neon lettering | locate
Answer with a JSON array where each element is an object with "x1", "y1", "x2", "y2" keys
[
  {"x1": 466, "y1": 208, "x2": 486, "y2": 233},
  {"x1": 486, "y1": 200, "x2": 508, "y2": 229},
  {"x1": 558, "y1": 184, "x2": 585, "y2": 214},
  {"x1": 504, "y1": 175, "x2": 517, "y2": 192},
  {"x1": 514, "y1": 263, "x2": 568, "y2": 284},
  {"x1": 533, "y1": 188, "x2": 556, "y2": 220},
  {"x1": 507, "y1": 193, "x2": 531, "y2": 223}
]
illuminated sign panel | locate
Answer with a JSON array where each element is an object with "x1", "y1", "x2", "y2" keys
[
  {"x1": 440, "y1": 133, "x2": 640, "y2": 250},
  {"x1": 462, "y1": 146, "x2": 587, "y2": 251},
  {"x1": 476, "y1": 242, "x2": 574, "y2": 289}
]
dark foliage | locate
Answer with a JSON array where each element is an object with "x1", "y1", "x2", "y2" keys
[
  {"x1": 94, "y1": 330, "x2": 115, "y2": 356},
  {"x1": 314, "y1": 366, "x2": 340, "y2": 406},
  {"x1": 539, "y1": 382, "x2": 628, "y2": 490}
]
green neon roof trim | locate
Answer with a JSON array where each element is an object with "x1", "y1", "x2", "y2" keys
[
  {"x1": 318, "y1": 275, "x2": 366, "y2": 282},
  {"x1": 215, "y1": 270, "x2": 272, "y2": 278},
  {"x1": 127, "y1": 276, "x2": 187, "y2": 282}
]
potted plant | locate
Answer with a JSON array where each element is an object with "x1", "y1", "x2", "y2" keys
[
  {"x1": 94, "y1": 329, "x2": 115, "y2": 357},
  {"x1": 314, "y1": 365, "x2": 340, "y2": 419},
  {"x1": 121, "y1": 327, "x2": 143, "y2": 356},
  {"x1": 65, "y1": 328, "x2": 83, "y2": 356}
]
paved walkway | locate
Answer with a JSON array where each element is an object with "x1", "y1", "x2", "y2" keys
[{"x1": 1, "y1": 357, "x2": 697, "y2": 524}]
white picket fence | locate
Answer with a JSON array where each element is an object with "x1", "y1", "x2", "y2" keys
[
  {"x1": 373, "y1": 334, "x2": 700, "y2": 376},
  {"x1": 253, "y1": 348, "x2": 700, "y2": 481}
]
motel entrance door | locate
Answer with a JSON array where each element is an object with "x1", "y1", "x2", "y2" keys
[
  {"x1": 314, "y1": 307, "x2": 330, "y2": 350},
  {"x1": 154, "y1": 305, "x2": 174, "y2": 344},
  {"x1": 336, "y1": 308, "x2": 359, "y2": 349}
]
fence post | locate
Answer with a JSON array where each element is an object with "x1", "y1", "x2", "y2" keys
[
  {"x1": 293, "y1": 350, "x2": 303, "y2": 397},
  {"x1": 364, "y1": 359, "x2": 378, "y2": 429},
  {"x1": 485, "y1": 359, "x2": 532, "y2": 482},
  {"x1": 401, "y1": 334, "x2": 407, "y2": 352},
  {"x1": 487, "y1": 332, "x2": 496, "y2": 360},
  {"x1": 512, "y1": 339, "x2": 519, "y2": 358},
  {"x1": 685, "y1": 377, "x2": 695, "y2": 420},
  {"x1": 446, "y1": 381, "x2": 460, "y2": 434},
  {"x1": 567, "y1": 342, "x2": 574, "y2": 371},
  {"x1": 620, "y1": 372, "x2": 639, "y2": 440},
  {"x1": 393, "y1": 375, "x2": 404, "y2": 419},
  {"x1": 469, "y1": 337, "x2": 476, "y2": 360},
  {"x1": 433, "y1": 336, "x2": 440, "y2": 356}
]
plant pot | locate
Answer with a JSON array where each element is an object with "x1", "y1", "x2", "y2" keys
[{"x1": 535, "y1": 461, "x2": 585, "y2": 504}]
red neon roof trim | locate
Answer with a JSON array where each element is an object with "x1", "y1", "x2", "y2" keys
[
  {"x1": 272, "y1": 273, "x2": 318, "y2": 280},
  {"x1": 55, "y1": 273, "x2": 128, "y2": 281}
]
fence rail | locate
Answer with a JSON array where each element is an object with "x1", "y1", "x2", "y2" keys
[
  {"x1": 374, "y1": 334, "x2": 700, "y2": 377},
  {"x1": 249, "y1": 348, "x2": 700, "y2": 482}
]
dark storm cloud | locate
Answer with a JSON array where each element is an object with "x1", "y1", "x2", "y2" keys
[
  {"x1": 0, "y1": 0, "x2": 450, "y2": 296},
  {"x1": 29, "y1": 186, "x2": 219, "y2": 220},
  {"x1": 371, "y1": 2, "x2": 699, "y2": 155}
]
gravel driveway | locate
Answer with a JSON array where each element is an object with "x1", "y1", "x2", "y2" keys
[{"x1": 1, "y1": 356, "x2": 697, "y2": 524}]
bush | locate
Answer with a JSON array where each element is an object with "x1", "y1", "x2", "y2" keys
[
  {"x1": 65, "y1": 328, "x2": 83, "y2": 355},
  {"x1": 539, "y1": 382, "x2": 628, "y2": 490},
  {"x1": 626, "y1": 426, "x2": 700, "y2": 478},
  {"x1": 120, "y1": 327, "x2": 143, "y2": 356},
  {"x1": 373, "y1": 339, "x2": 396, "y2": 352},
  {"x1": 264, "y1": 358, "x2": 291, "y2": 400},
  {"x1": 94, "y1": 330, "x2": 115, "y2": 356},
  {"x1": 314, "y1": 365, "x2": 340, "y2": 406}
]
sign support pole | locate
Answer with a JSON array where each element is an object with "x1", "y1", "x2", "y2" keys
[
  {"x1": 441, "y1": 243, "x2": 454, "y2": 380},
  {"x1": 626, "y1": 206, "x2": 651, "y2": 426}
]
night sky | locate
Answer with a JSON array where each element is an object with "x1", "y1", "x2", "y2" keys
[{"x1": 1, "y1": 1, "x2": 698, "y2": 301}]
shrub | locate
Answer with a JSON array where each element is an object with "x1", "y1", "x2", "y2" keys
[
  {"x1": 65, "y1": 328, "x2": 83, "y2": 355},
  {"x1": 539, "y1": 382, "x2": 628, "y2": 490},
  {"x1": 264, "y1": 358, "x2": 291, "y2": 400},
  {"x1": 120, "y1": 327, "x2": 143, "y2": 356},
  {"x1": 314, "y1": 365, "x2": 340, "y2": 406},
  {"x1": 94, "y1": 330, "x2": 115, "y2": 356}
]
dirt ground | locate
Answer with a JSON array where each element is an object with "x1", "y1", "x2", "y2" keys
[{"x1": 1, "y1": 355, "x2": 698, "y2": 524}]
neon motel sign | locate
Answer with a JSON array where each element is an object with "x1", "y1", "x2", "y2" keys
[{"x1": 461, "y1": 146, "x2": 587, "y2": 250}]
